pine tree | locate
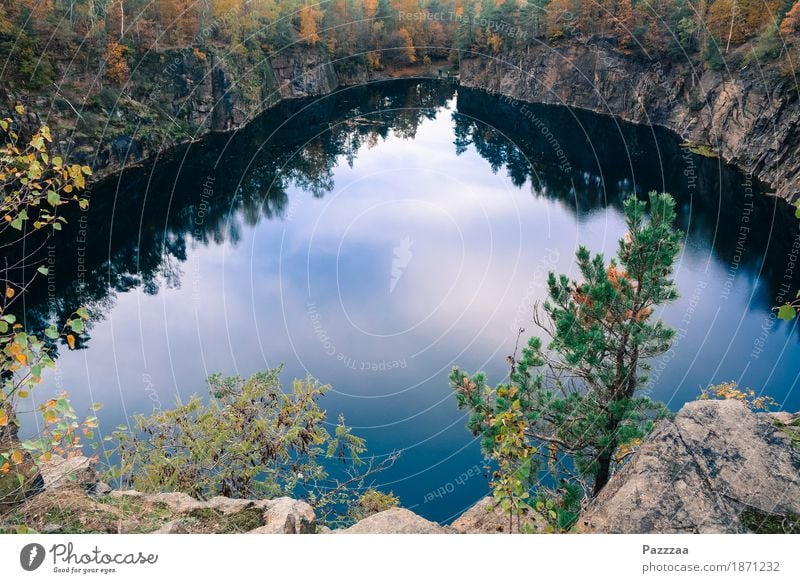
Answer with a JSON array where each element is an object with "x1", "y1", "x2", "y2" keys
[{"x1": 451, "y1": 192, "x2": 680, "y2": 517}]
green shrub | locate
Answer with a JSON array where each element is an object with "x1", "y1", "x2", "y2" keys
[{"x1": 109, "y1": 367, "x2": 397, "y2": 527}]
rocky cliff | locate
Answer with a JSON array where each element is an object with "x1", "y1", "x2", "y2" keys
[
  {"x1": 2, "y1": 45, "x2": 347, "y2": 179},
  {"x1": 459, "y1": 42, "x2": 800, "y2": 203},
  {"x1": 579, "y1": 400, "x2": 800, "y2": 533},
  {"x1": 7, "y1": 43, "x2": 798, "y2": 203}
]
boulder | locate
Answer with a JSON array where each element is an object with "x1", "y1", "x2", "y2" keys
[
  {"x1": 769, "y1": 411, "x2": 797, "y2": 425},
  {"x1": 451, "y1": 497, "x2": 548, "y2": 533},
  {"x1": 579, "y1": 400, "x2": 800, "y2": 533},
  {"x1": 38, "y1": 454, "x2": 98, "y2": 491},
  {"x1": 206, "y1": 496, "x2": 254, "y2": 515},
  {"x1": 249, "y1": 497, "x2": 316, "y2": 534},
  {"x1": 338, "y1": 507, "x2": 450, "y2": 534},
  {"x1": 93, "y1": 482, "x2": 113, "y2": 496},
  {"x1": 109, "y1": 489, "x2": 144, "y2": 499},
  {"x1": 105, "y1": 491, "x2": 316, "y2": 533},
  {"x1": 149, "y1": 492, "x2": 206, "y2": 514}
]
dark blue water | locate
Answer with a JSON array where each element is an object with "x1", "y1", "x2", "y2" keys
[{"x1": 21, "y1": 80, "x2": 800, "y2": 523}]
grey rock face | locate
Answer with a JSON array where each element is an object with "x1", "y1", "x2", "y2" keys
[
  {"x1": 107, "y1": 491, "x2": 316, "y2": 534},
  {"x1": 148, "y1": 492, "x2": 206, "y2": 514},
  {"x1": 92, "y1": 482, "x2": 113, "y2": 496},
  {"x1": 579, "y1": 400, "x2": 800, "y2": 533},
  {"x1": 206, "y1": 496, "x2": 254, "y2": 515},
  {"x1": 249, "y1": 497, "x2": 316, "y2": 534},
  {"x1": 269, "y1": 47, "x2": 338, "y2": 99},
  {"x1": 39, "y1": 454, "x2": 98, "y2": 491},
  {"x1": 338, "y1": 507, "x2": 450, "y2": 534}
]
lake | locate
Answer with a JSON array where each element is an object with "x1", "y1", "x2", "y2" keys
[{"x1": 22, "y1": 79, "x2": 800, "y2": 523}]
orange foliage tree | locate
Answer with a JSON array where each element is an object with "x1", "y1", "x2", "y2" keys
[
  {"x1": 104, "y1": 42, "x2": 129, "y2": 86},
  {"x1": 780, "y1": 1, "x2": 800, "y2": 37},
  {"x1": 707, "y1": 0, "x2": 785, "y2": 49},
  {"x1": 299, "y1": 4, "x2": 321, "y2": 46}
]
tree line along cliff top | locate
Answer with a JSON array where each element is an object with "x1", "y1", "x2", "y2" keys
[{"x1": 2, "y1": 1, "x2": 799, "y2": 93}]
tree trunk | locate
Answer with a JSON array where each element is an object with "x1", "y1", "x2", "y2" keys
[
  {"x1": 593, "y1": 450, "x2": 613, "y2": 496},
  {"x1": 593, "y1": 410, "x2": 619, "y2": 496}
]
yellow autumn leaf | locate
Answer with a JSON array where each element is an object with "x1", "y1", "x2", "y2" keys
[
  {"x1": 67, "y1": 334, "x2": 76, "y2": 349},
  {"x1": 15, "y1": 352, "x2": 27, "y2": 365},
  {"x1": 0, "y1": 410, "x2": 7, "y2": 426},
  {"x1": 0, "y1": 462, "x2": 9, "y2": 474},
  {"x1": 5, "y1": 286, "x2": 14, "y2": 298},
  {"x1": 10, "y1": 450, "x2": 23, "y2": 464}
]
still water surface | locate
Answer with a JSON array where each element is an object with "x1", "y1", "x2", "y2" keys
[{"x1": 27, "y1": 80, "x2": 800, "y2": 522}]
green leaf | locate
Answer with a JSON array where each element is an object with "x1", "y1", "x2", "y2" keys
[
  {"x1": 47, "y1": 191, "x2": 60, "y2": 207},
  {"x1": 37, "y1": 265, "x2": 49, "y2": 276},
  {"x1": 44, "y1": 325, "x2": 59, "y2": 339},
  {"x1": 10, "y1": 217, "x2": 22, "y2": 230},
  {"x1": 0, "y1": 321, "x2": 7, "y2": 334},
  {"x1": 777, "y1": 304, "x2": 796, "y2": 322},
  {"x1": 52, "y1": 222, "x2": 61, "y2": 231}
]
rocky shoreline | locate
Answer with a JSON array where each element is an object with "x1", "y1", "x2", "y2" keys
[{"x1": 4, "y1": 399, "x2": 797, "y2": 534}]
